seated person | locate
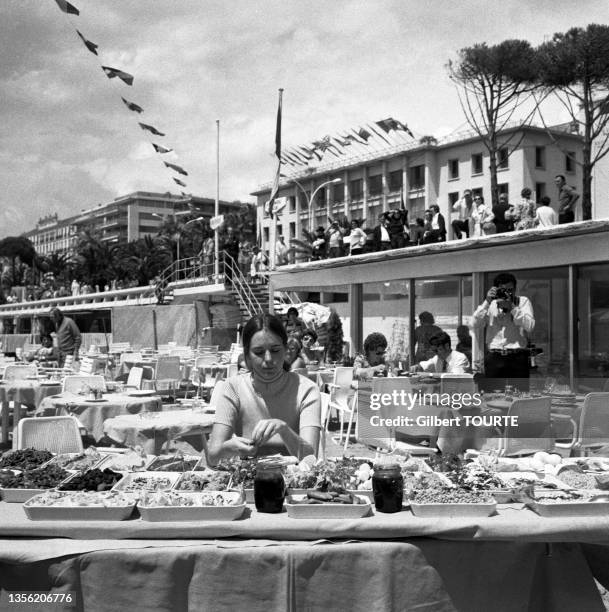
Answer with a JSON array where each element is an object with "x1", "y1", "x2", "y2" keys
[
  {"x1": 301, "y1": 329, "x2": 322, "y2": 365},
  {"x1": 27, "y1": 335, "x2": 58, "y2": 364},
  {"x1": 411, "y1": 332, "x2": 470, "y2": 374},
  {"x1": 208, "y1": 313, "x2": 321, "y2": 463},
  {"x1": 456, "y1": 324, "x2": 473, "y2": 365},
  {"x1": 284, "y1": 306, "x2": 308, "y2": 338},
  {"x1": 285, "y1": 337, "x2": 307, "y2": 372},
  {"x1": 353, "y1": 332, "x2": 388, "y2": 380}
]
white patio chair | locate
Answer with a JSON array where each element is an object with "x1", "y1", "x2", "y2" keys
[
  {"x1": 125, "y1": 366, "x2": 144, "y2": 390},
  {"x1": 17, "y1": 416, "x2": 83, "y2": 454},
  {"x1": 574, "y1": 392, "x2": 609, "y2": 455},
  {"x1": 3, "y1": 364, "x2": 38, "y2": 381},
  {"x1": 499, "y1": 396, "x2": 553, "y2": 457},
  {"x1": 327, "y1": 366, "x2": 356, "y2": 450},
  {"x1": 153, "y1": 356, "x2": 182, "y2": 397}
]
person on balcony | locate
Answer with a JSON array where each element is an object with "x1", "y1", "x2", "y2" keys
[
  {"x1": 451, "y1": 189, "x2": 473, "y2": 239},
  {"x1": 221, "y1": 227, "x2": 240, "y2": 281},
  {"x1": 275, "y1": 234, "x2": 289, "y2": 266}
]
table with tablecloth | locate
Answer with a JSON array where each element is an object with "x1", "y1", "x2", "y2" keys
[
  {"x1": 36, "y1": 392, "x2": 162, "y2": 442},
  {"x1": 0, "y1": 500, "x2": 608, "y2": 611},
  {"x1": 102, "y1": 408, "x2": 215, "y2": 454},
  {"x1": 0, "y1": 381, "x2": 62, "y2": 445}
]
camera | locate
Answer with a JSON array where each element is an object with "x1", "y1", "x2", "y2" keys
[{"x1": 495, "y1": 287, "x2": 512, "y2": 301}]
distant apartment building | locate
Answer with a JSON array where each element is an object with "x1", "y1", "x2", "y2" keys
[
  {"x1": 252, "y1": 123, "x2": 589, "y2": 260},
  {"x1": 23, "y1": 191, "x2": 244, "y2": 256}
]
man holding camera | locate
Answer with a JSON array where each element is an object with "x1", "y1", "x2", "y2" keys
[{"x1": 473, "y1": 272, "x2": 535, "y2": 391}]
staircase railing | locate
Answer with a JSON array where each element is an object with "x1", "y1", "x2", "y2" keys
[
  {"x1": 158, "y1": 257, "x2": 217, "y2": 288},
  {"x1": 223, "y1": 253, "x2": 264, "y2": 318}
]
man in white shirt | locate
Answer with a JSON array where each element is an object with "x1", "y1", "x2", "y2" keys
[
  {"x1": 275, "y1": 235, "x2": 289, "y2": 266},
  {"x1": 411, "y1": 332, "x2": 470, "y2": 374},
  {"x1": 451, "y1": 190, "x2": 473, "y2": 239},
  {"x1": 472, "y1": 272, "x2": 535, "y2": 391},
  {"x1": 535, "y1": 196, "x2": 558, "y2": 228}
]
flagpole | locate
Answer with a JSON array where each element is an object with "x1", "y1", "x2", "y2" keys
[
  {"x1": 269, "y1": 88, "x2": 283, "y2": 272},
  {"x1": 215, "y1": 119, "x2": 220, "y2": 282}
]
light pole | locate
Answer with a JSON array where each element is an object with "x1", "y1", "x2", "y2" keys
[{"x1": 283, "y1": 176, "x2": 342, "y2": 234}]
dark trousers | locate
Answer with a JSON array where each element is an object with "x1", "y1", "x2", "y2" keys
[
  {"x1": 482, "y1": 351, "x2": 530, "y2": 392},
  {"x1": 390, "y1": 234, "x2": 406, "y2": 249},
  {"x1": 452, "y1": 219, "x2": 469, "y2": 239},
  {"x1": 559, "y1": 210, "x2": 574, "y2": 224}
]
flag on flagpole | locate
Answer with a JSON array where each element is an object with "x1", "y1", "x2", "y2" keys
[
  {"x1": 164, "y1": 161, "x2": 188, "y2": 176},
  {"x1": 173, "y1": 178, "x2": 187, "y2": 187},
  {"x1": 55, "y1": 0, "x2": 79, "y2": 15},
  {"x1": 354, "y1": 128, "x2": 372, "y2": 143},
  {"x1": 367, "y1": 123, "x2": 391, "y2": 144},
  {"x1": 139, "y1": 122, "x2": 165, "y2": 136},
  {"x1": 153, "y1": 143, "x2": 173, "y2": 154},
  {"x1": 376, "y1": 118, "x2": 415, "y2": 138},
  {"x1": 121, "y1": 97, "x2": 143, "y2": 113},
  {"x1": 101, "y1": 66, "x2": 134, "y2": 86},
  {"x1": 268, "y1": 88, "x2": 283, "y2": 219},
  {"x1": 76, "y1": 30, "x2": 98, "y2": 55}
]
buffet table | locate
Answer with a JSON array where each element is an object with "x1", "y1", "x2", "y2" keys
[
  {"x1": 0, "y1": 501, "x2": 607, "y2": 611},
  {"x1": 36, "y1": 392, "x2": 163, "y2": 442}
]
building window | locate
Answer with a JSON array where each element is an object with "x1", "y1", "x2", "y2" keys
[
  {"x1": 368, "y1": 174, "x2": 383, "y2": 196},
  {"x1": 535, "y1": 182, "x2": 546, "y2": 202},
  {"x1": 332, "y1": 183, "x2": 344, "y2": 202},
  {"x1": 535, "y1": 146, "x2": 545, "y2": 169},
  {"x1": 289, "y1": 222, "x2": 296, "y2": 239},
  {"x1": 350, "y1": 178, "x2": 364, "y2": 199},
  {"x1": 448, "y1": 159, "x2": 459, "y2": 180},
  {"x1": 497, "y1": 147, "x2": 509, "y2": 170},
  {"x1": 315, "y1": 186, "x2": 326, "y2": 208},
  {"x1": 471, "y1": 153, "x2": 483, "y2": 175},
  {"x1": 498, "y1": 183, "x2": 509, "y2": 199},
  {"x1": 288, "y1": 196, "x2": 296, "y2": 213},
  {"x1": 389, "y1": 170, "x2": 403, "y2": 191},
  {"x1": 448, "y1": 192, "x2": 459, "y2": 207},
  {"x1": 565, "y1": 151, "x2": 576, "y2": 173},
  {"x1": 263, "y1": 227, "x2": 269, "y2": 244},
  {"x1": 409, "y1": 165, "x2": 425, "y2": 190}
]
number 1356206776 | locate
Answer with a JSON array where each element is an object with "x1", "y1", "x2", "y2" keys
[{"x1": 6, "y1": 592, "x2": 75, "y2": 605}]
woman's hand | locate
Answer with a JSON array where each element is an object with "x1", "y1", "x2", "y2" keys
[
  {"x1": 251, "y1": 419, "x2": 287, "y2": 447},
  {"x1": 227, "y1": 436, "x2": 258, "y2": 457}
]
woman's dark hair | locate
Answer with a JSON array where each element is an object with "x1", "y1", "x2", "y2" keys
[
  {"x1": 419, "y1": 311, "x2": 435, "y2": 325},
  {"x1": 363, "y1": 332, "x2": 387, "y2": 356},
  {"x1": 415, "y1": 218, "x2": 425, "y2": 227},
  {"x1": 521, "y1": 187, "x2": 532, "y2": 198},
  {"x1": 242, "y1": 313, "x2": 288, "y2": 356},
  {"x1": 302, "y1": 328, "x2": 318, "y2": 342}
]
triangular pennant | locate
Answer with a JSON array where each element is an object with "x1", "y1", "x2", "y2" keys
[
  {"x1": 164, "y1": 162, "x2": 188, "y2": 176},
  {"x1": 76, "y1": 30, "x2": 98, "y2": 55},
  {"x1": 139, "y1": 122, "x2": 165, "y2": 136},
  {"x1": 152, "y1": 143, "x2": 173, "y2": 154},
  {"x1": 101, "y1": 66, "x2": 134, "y2": 86},
  {"x1": 121, "y1": 97, "x2": 143, "y2": 113},
  {"x1": 173, "y1": 178, "x2": 187, "y2": 187},
  {"x1": 55, "y1": 0, "x2": 79, "y2": 15}
]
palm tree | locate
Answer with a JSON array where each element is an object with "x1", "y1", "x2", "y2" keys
[
  {"x1": 39, "y1": 251, "x2": 75, "y2": 286},
  {"x1": 0, "y1": 236, "x2": 36, "y2": 287},
  {"x1": 121, "y1": 236, "x2": 172, "y2": 286},
  {"x1": 73, "y1": 227, "x2": 121, "y2": 288}
]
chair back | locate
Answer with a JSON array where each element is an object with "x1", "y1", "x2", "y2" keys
[
  {"x1": 226, "y1": 363, "x2": 238, "y2": 378},
  {"x1": 577, "y1": 392, "x2": 609, "y2": 450},
  {"x1": 169, "y1": 346, "x2": 194, "y2": 360},
  {"x1": 329, "y1": 367, "x2": 353, "y2": 406},
  {"x1": 78, "y1": 356, "x2": 95, "y2": 375},
  {"x1": 17, "y1": 416, "x2": 83, "y2": 454},
  {"x1": 155, "y1": 356, "x2": 182, "y2": 382},
  {"x1": 63, "y1": 375, "x2": 106, "y2": 394},
  {"x1": 120, "y1": 352, "x2": 143, "y2": 364},
  {"x1": 195, "y1": 354, "x2": 218, "y2": 368},
  {"x1": 501, "y1": 396, "x2": 553, "y2": 456},
  {"x1": 440, "y1": 374, "x2": 476, "y2": 402},
  {"x1": 109, "y1": 342, "x2": 131, "y2": 355},
  {"x1": 199, "y1": 345, "x2": 220, "y2": 354},
  {"x1": 4, "y1": 364, "x2": 38, "y2": 381},
  {"x1": 126, "y1": 366, "x2": 144, "y2": 390}
]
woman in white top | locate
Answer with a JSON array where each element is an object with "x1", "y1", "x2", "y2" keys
[
  {"x1": 348, "y1": 219, "x2": 367, "y2": 256},
  {"x1": 471, "y1": 195, "x2": 496, "y2": 236}
]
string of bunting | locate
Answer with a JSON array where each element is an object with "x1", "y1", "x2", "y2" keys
[
  {"x1": 280, "y1": 118, "x2": 416, "y2": 168},
  {"x1": 53, "y1": 0, "x2": 191, "y2": 193}
]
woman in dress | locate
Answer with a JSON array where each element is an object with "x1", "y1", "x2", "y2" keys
[
  {"x1": 471, "y1": 195, "x2": 496, "y2": 236},
  {"x1": 208, "y1": 313, "x2": 321, "y2": 462},
  {"x1": 506, "y1": 187, "x2": 537, "y2": 231}
]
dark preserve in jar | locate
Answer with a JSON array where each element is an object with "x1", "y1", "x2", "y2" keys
[
  {"x1": 254, "y1": 462, "x2": 285, "y2": 513},
  {"x1": 372, "y1": 463, "x2": 403, "y2": 513}
]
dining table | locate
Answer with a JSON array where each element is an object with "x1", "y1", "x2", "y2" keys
[
  {"x1": 0, "y1": 499, "x2": 608, "y2": 611},
  {"x1": 102, "y1": 408, "x2": 215, "y2": 454},
  {"x1": 36, "y1": 391, "x2": 163, "y2": 443},
  {"x1": 0, "y1": 379, "x2": 62, "y2": 446}
]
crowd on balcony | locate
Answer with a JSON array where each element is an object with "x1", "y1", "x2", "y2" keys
[{"x1": 292, "y1": 179, "x2": 576, "y2": 262}]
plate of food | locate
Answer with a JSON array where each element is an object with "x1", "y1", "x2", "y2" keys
[
  {"x1": 408, "y1": 487, "x2": 497, "y2": 517},
  {"x1": 95, "y1": 450, "x2": 151, "y2": 472},
  {"x1": 147, "y1": 454, "x2": 200, "y2": 472},
  {"x1": 24, "y1": 490, "x2": 137, "y2": 521},
  {"x1": 58, "y1": 468, "x2": 124, "y2": 492},
  {"x1": 112, "y1": 472, "x2": 179, "y2": 494},
  {"x1": 137, "y1": 490, "x2": 245, "y2": 521},
  {"x1": 45, "y1": 448, "x2": 106, "y2": 472},
  {"x1": 174, "y1": 470, "x2": 232, "y2": 492},
  {"x1": 0, "y1": 464, "x2": 70, "y2": 502},
  {"x1": 285, "y1": 491, "x2": 371, "y2": 519},
  {"x1": 0, "y1": 448, "x2": 54, "y2": 471},
  {"x1": 527, "y1": 490, "x2": 609, "y2": 517}
]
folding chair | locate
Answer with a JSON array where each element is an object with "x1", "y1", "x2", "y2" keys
[
  {"x1": 63, "y1": 375, "x2": 106, "y2": 394},
  {"x1": 153, "y1": 356, "x2": 182, "y2": 398},
  {"x1": 125, "y1": 366, "x2": 144, "y2": 390},
  {"x1": 327, "y1": 367, "x2": 356, "y2": 450},
  {"x1": 319, "y1": 391, "x2": 330, "y2": 459},
  {"x1": 573, "y1": 392, "x2": 609, "y2": 455},
  {"x1": 499, "y1": 396, "x2": 553, "y2": 457},
  {"x1": 17, "y1": 416, "x2": 83, "y2": 454},
  {"x1": 78, "y1": 356, "x2": 95, "y2": 374}
]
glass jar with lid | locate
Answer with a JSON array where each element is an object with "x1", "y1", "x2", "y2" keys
[
  {"x1": 372, "y1": 463, "x2": 403, "y2": 513},
  {"x1": 254, "y1": 461, "x2": 286, "y2": 513}
]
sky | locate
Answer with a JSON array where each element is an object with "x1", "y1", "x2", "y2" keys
[{"x1": 1, "y1": 0, "x2": 608, "y2": 238}]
